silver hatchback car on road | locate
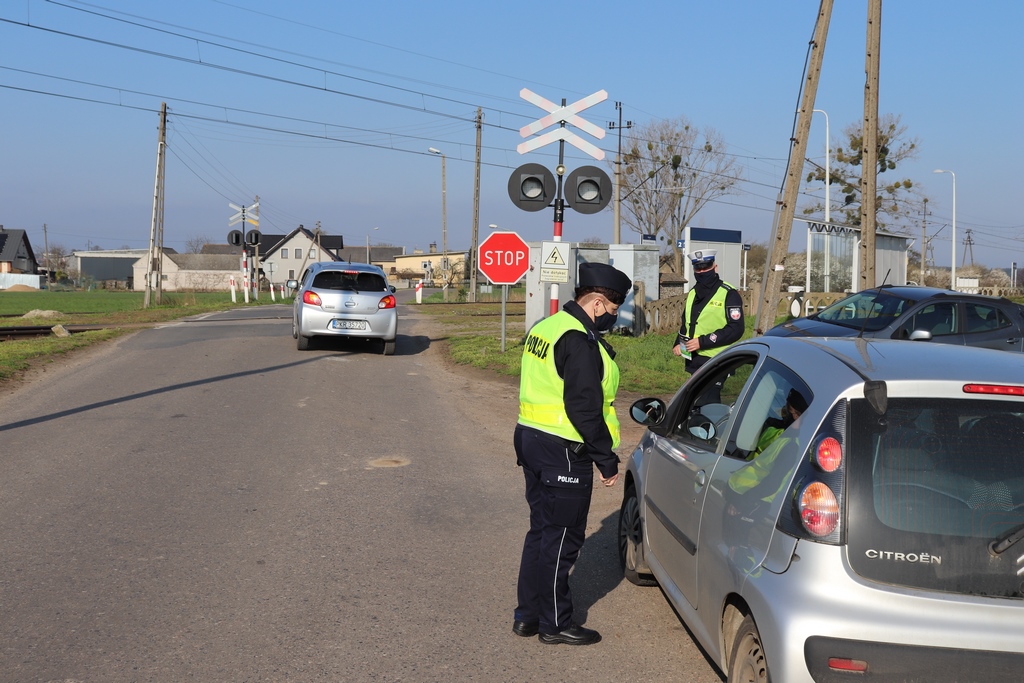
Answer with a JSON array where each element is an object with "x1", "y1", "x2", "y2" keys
[
  {"x1": 288, "y1": 262, "x2": 398, "y2": 355},
  {"x1": 620, "y1": 336, "x2": 1024, "y2": 682}
]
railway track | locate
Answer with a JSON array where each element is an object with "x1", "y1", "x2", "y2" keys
[{"x1": 0, "y1": 324, "x2": 107, "y2": 340}]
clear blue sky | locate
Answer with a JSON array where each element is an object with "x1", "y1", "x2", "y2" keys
[{"x1": 1, "y1": 0, "x2": 1021, "y2": 270}]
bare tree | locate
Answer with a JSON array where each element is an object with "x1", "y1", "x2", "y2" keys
[
  {"x1": 620, "y1": 117, "x2": 742, "y2": 273},
  {"x1": 803, "y1": 113, "x2": 920, "y2": 233},
  {"x1": 185, "y1": 234, "x2": 212, "y2": 254}
]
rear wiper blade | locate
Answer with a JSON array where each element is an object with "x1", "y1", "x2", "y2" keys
[{"x1": 990, "y1": 523, "x2": 1024, "y2": 555}]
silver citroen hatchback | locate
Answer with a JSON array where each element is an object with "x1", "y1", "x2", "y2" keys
[
  {"x1": 288, "y1": 262, "x2": 398, "y2": 355},
  {"x1": 620, "y1": 336, "x2": 1024, "y2": 682}
]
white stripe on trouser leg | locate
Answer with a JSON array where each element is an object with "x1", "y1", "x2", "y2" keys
[{"x1": 553, "y1": 527, "x2": 567, "y2": 628}]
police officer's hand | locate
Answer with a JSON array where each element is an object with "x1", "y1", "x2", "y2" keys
[
  {"x1": 684, "y1": 337, "x2": 701, "y2": 353},
  {"x1": 672, "y1": 344, "x2": 683, "y2": 356},
  {"x1": 599, "y1": 472, "x2": 619, "y2": 487}
]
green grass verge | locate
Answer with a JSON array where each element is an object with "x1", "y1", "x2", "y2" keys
[
  {"x1": 421, "y1": 301, "x2": 758, "y2": 396},
  {"x1": 0, "y1": 328, "x2": 131, "y2": 383}
]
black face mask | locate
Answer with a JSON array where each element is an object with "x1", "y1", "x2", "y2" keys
[
  {"x1": 694, "y1": 268, "x2": 718, "y2": 286},
  {"x1": 593, "y1": 311, "x2": 618, "y2": 332}
]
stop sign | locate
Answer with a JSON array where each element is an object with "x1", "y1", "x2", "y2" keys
[{"x1": 478, "y1": 231, "x2": 530, "y2": 285}]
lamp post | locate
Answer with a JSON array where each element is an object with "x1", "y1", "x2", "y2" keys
[
  {"x1": 814, "y1": 109, "x2": 831, "y2": 293},
  {"x1": 933, "y1": 169, "x2": 956, "y2": 290},
  {"x1": 428, "y1": 147, "x2": 448, "y2": 302},
  {"x1": 366, "y1": 226, "x2": 378, "y2": 264}
]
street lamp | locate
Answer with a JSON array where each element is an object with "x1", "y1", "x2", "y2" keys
[
  {"x1": 428, "y1": 147, "x2": 448, "y2": 302},
  {"x1": 366, "y1": 226, "x2": 378, "y2": 264},
  {"x1": 933, "y1": 169, "x2": 956, "y2": 290}
]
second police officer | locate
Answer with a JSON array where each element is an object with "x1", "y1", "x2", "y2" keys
[{"x1": 672, "y1": 249, "x2": 745, "y2": 373}]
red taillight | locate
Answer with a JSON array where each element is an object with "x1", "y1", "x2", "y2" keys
[
  {"x1": 814, "y1": 436, "x2": 842, "y2": 473},
  {"x1": 378, "y1": 295, "x2": 396, "y2": 310},
  {"x1": 963, "y1": 383, "x2": 1024, "y2": 396},
  {"x1": 798, "y1": 482, "x2": 839, "y2": 537},
  {"x1": 303, "y1": 291, "x2": 322, "y2": 306},
  {"x1": 828, "y1": 658, "x2": 868, "y2": 673}
]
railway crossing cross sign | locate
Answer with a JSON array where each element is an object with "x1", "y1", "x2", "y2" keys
[{"x1": 516, "y1": 88, "x2": 608, "y2": 160}]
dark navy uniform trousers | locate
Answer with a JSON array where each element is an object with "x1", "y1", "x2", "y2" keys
[{"x1": 514, "y1": 424, "x2": 594, "y2": 634}]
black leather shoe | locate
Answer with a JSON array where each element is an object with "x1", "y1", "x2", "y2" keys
[
  {"x1": 538, "y1": 623, "x2": 601, "y2": 645},
  {"x1": 512, "y1": 619, "x2": 539, "y2": 637}
]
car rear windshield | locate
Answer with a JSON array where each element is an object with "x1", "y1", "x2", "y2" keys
[
  {"x1": 813, "y1": 290, "x2": 915, "y2": 332},
  {"x1": 846, "y1": 397, "x2": 1024, "y2": 599},
  {"x1": 312, "y1": 270, "x2": 387, "y2": 292}
]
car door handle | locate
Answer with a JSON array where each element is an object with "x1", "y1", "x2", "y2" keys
[{"x1": 695, "y1": 470, "x2": 707, "y2": 489}]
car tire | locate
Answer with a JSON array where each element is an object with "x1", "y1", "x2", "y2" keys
[
  {"x1": 382, "y1": 339, "x2": 396, "y2": 356},
  {"x1": 727, "y1": 615, "x2": 769, "y2": 683},
  {"x1": 297, "y1": 334, "x2": 311, "y2": 351},
  {"x1": 618, "y1": 485, "x2": 658, "y2": 587},
  {"x1": 292, "y1": 318, "x2": 298, "y2": 339}
]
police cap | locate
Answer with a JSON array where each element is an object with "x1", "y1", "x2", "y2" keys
[
  {"x1": 577, "y1": 262, "x2": 632, "y2": 299},
  {"x1": 688, "y1": 249, "x2": 717, "y2": 270}
]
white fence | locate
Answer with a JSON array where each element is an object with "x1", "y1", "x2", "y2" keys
[{"x1": 0, "y1": 273, "x2": 43, "y2": 290}]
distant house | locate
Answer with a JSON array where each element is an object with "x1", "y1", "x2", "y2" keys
[
  {"x1": 0, "y1": 228, "x2": 38, "y2": 275},
  {"x1": 132, "y1": 253, "x2": 241, "y2": 292},
  {"x1": 261, "y1": 225, "x2": 347, "y2": 284}
]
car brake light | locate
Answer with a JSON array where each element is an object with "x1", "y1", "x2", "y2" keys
[
  {"x1": 963, "y1": 383, "x2": 1024, "y2": 396},
  {"x1": 798, "y1": 482, "x2": 839, "y2": 537},
  {"x1": 378, "y1": 295, "x2": 396, "y2": 310},
  {"x1": 303, "y1": 291, "x2": 322, "y2": 306},
  {"x1": 828, "y1": 658, "x2": 868, "y2": 673},
  {"x1": 814, "y1": 436, "x2": 842, "y2": 472}
]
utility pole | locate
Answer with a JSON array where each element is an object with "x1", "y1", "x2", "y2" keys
[
  {"x1": 608, "y1": 102, "x2": 632, "y2": 244},
  {"x1": 755, "y1": 0, "x2": 833, "y2": 335},
  {"x1": 962, "y1": 229, "x2": 974, "y2": 267},
  {"x1": 920, "y1": 197, "x2": 929, "y2": 285},
  {"x1": 858, "y1": 0, "x2": 882, "y2": 291},
  {"x1": 470, "y1": 107, "x2": 482, "y2": 302},
  {"x1": 144, "y1": 102, "x2": 167, "y2": 309},
  {"x1": 43, "y1": 223, "x2": 50, "y2": 283}
]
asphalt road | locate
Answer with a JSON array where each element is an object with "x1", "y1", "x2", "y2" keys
[{"x1": 0, "y1": 303, "x2": 725, "y2": 682}]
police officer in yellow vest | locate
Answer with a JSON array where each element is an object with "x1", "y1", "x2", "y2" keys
[
  {"x1": 513, "y1": 262, "x2": 631, "y2": 646},
  {"x1": 672, "y1": 249, "x2": 745, "y2": 373}
]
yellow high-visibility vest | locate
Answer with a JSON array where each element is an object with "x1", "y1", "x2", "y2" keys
[{"x1": 518, "y1": 311, "x2": 620, "y2": 447}]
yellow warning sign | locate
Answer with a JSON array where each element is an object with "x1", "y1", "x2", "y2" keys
[{"x1": 544, "y1": 247, "x2": 566, "y2": 266}]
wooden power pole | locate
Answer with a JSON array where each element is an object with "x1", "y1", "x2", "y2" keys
[
  {"x1": 859, "y1": 0, "x2": 882, "y2": 290},
  {"x1": 755, "y1": 0, "x2": 833, "y2": 334},
  {"x1": 144, "y1": 102, "x2": 168, "y2": 309},
  {"x1": 470, "y1": 107, "x2": 482, "y2": 302}
]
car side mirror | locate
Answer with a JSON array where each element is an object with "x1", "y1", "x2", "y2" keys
[
  {"x1": 286, "y1": 279, "x2": 299, "y2": 289},
  {"x1": 686, "y1": 412, "x2": 717, "y2": 441},
  {"x1": 630, "y1": 398, "x2": 667, "y2": 426},
  {"x1": 909, "y1": 329, "x2": 932, "y2": 341},
  {"x1": 390, "y1": 285, "x2": 397, "y2": 293}
]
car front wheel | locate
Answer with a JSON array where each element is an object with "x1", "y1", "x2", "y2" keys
[
  {"x1": 728, "y1": 615, "x2": 769, "y2": 683},
  {"x1": 618, "y1": 485, "x2": 657, "y2": 586}
]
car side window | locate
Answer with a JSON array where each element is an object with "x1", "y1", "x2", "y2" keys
[
  {"x1": 897, "y1": 302, "x2": 958, "y2": 338},
  {"x1": 668, "y1": 354, "x2": 758, "y2": 451},
  {"x1": 724, "y1": 359, "x2": 813, "y2": 462},
  {"x1": 964, "y1": 303, "x2": 1010, "y2": 333}
]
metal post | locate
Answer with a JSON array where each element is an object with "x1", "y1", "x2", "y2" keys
[{"x1": 501, "y1": 284, "x2": 508, "y2": 353}]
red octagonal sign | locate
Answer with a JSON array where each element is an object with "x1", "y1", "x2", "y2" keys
[{"x1": 478, "y1": 231, "x2": 530, "y2": 285}]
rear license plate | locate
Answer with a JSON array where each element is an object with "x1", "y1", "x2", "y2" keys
[{"x1": 331, "y1": 319, "x2": 366, "y2": 330}]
